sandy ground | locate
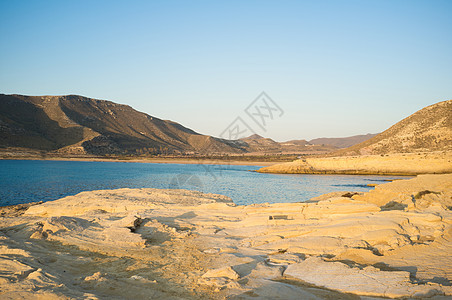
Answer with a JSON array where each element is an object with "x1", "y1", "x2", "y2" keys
[
  {"x1": 0, "y1": 174, "x2": 451, "y2": 299},
  {"x1": 258, "y1": 151, "x2": 452, "y2": 175}
]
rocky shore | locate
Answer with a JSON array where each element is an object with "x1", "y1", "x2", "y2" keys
[
  {"x1": 0, "y1": 174, "x2": 451, "y2": 299},
  {"x1": 257, "y1": 152, "x2": 452, "y2": 175}
]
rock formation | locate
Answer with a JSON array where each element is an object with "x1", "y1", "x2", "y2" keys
[{"x1": 0, "y1": 174, "x2": 451, "y2": 298}]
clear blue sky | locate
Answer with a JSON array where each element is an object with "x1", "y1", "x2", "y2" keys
[{"x1": 1, "y1": 0, "x2": 451, "y2": 141}]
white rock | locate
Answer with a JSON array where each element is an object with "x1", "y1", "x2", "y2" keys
[
  {"x1": 202, "y1": 266, "x2": 239, "y2": 280},
  {"x1": 285, "y1": 257, "x2": 443, "y2": 298}
]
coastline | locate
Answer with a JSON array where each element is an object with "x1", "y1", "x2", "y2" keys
[
  {"x1": 0, "y1": 174, "x2": 451, "y2": 299},
  {"x1": 258, "y1": 151, "x2": 452, "y2": 175},
  {"x1": 0, "y1": 156, "x2": 278, "y2": 167}
]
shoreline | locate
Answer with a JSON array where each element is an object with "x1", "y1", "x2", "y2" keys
[
  {"x1": 0, "y1": 174, "x2": 451, "y2": 299},
  {"x1": 3, "y1": 154, "x2": 450, "y2": 176},
  {"x1": 258, "y1": 151, "x2": 452, "y2": 175},
  {"x1": 0, "y1": 156, "x2": 278, "y2": 167}
]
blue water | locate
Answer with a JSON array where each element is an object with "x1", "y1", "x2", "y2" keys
[{"x1": 0, "y1": 160, "x2": 407, "y2": 206}]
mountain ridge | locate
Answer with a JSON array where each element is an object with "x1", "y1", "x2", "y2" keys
[
  {"x1": 1, "y1": 94, "x2": 401, "y2": 157},
  {"x1": 0, "y1": 94, "x2": 247, "y2": 155},
  {"x1": 257, "y1": 99, "x2": 452, "y2": 175},
  {"x1": 309, "y1": 133, "x2": 377, "y2": 149},
  {"x1": 332, "y1": 99, "x2": 452, "y2": 156}
]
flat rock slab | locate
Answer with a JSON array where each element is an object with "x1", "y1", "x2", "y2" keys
[
  {"x1": 285, "y1": 257, "x2": 447, "y2": 298},
  {"x1": 1, "y1": 175, "x2": 451, "y2": 299}
]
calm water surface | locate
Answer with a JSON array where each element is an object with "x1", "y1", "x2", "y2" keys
[{"x1": 0, "y1": 160, "x2": 408, "y2": 206}]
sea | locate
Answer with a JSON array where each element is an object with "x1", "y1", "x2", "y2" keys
[{"x1": 0, "y1": 160, "x2": 409, "y2": 206}]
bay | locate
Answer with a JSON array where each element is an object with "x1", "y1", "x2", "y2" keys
[{"x1": 0, "y1": 160, "x2": 407, "y2": 206}]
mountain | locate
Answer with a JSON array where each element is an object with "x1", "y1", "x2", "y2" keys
[
  {"x1": 281, "y1": 139, "x2": 310, "y2": 146},
  {"x1": 278, "y1": 139, "x2": 337, "y2": 153},
  {"x1": 238, "y1": 134, "x2": 336, "y2": 154},
  {"x1": 258, "y1": 99, "x2": 452, "y2": 175},
  {"x1": 309, "y1": 133, "x2": 377, "y2": 148},
  {"x1": 240, "y1": 134, "x2": 264, "y2": 140},
  {"x1": 239, "y1": 135, "x2": 281, "y2": 153},
  {"x1": 333, "y1": 100, "x2": 452, "y2": 156},
  {"x1": 3, "y1": 93, "x2": 410, "y2": 157},
  {"x1": 0, "y1": 93, "x2": 341, "y2": 157},
  {"x1": 0, "y1": 94, "x2": 247, "y2": 155}
]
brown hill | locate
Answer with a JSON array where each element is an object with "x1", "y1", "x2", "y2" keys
[
  {"x1": 240, "y1": 134, "x2": 264, "y2": 140},
  {"x1": 0, "y1": 94, "x2": 336, "y2": 157},
  {"x1": 0, "y1": 94, "x2": 246, "y2": 155},
  {"x1": 309, "y1": 133, "x2": 377, "y2": 148},
  {"x1": 258, "y1": 99, "x2": 452, "y2": 175},
  {"x1": 4, "y1": 93, "x2": 414, "y2": 158},
  {"x1": 238, "y1": 134, "x2": 336, "y2": 154},
  {"x1": 333, "y1": 100, "x2": 452, "y2": 156},
  {"x1": 239, "y1": 135, "x2": 281, "y2": 153},
  {"x1": 281, "y1": 139, "x2": 310, "y2": 146},
  {"x1": 279, "y1": 139, "x2": 337, "y2": 154}
]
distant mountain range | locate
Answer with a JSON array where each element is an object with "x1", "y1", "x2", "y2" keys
[
  {"x1": 239, "y1": 134, "x2": 336, "y2": 154},
  {"x1": 0, "y1": 94, "x2": 247, "y2": 155},
  {"x1": 332, "y1": 99, "x2": 452, "y2": 156},
  {"x1": 0, "y1": 94, "x2": 376, "y2": 156},
  {"x1": 309, "y1": 134, "x2": 378, "y2": 149}
]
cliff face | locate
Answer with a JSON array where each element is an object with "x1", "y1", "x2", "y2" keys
[
  {"x1": 333, "y1": 100, "x2": 452, "y2": 156},
  {"x1": 0, "y1": 94, "x2": 246, "y2": 155}
]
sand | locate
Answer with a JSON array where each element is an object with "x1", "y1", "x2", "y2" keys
[
  {"x1": 0, "y1": 174, "x2": 451, "y2": 299},
  {"x1": 258, "y1": 151, "x2": 452, "y2": 175}
]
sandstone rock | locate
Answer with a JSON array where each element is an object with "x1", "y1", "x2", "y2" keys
[
  {"x1": 84, "y1": 272, "x2": 106, "y2": 282},
  {"x1": 202, "y1": 266, "x2": 240, "y2": 280},
  {"x1": 285, "y1": 257, "x2": 445, "y2": 298},
  {"x1": 1, "y1": 175, "x2": 450, "y2": 299}
]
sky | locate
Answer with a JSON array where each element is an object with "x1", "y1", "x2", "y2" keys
[{"x1": 1, "y1": 0, "x2": 451, "y2": 141}]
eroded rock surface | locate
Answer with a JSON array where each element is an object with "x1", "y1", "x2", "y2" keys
[{"x1": 1, "y1": 175, "x2": 451, "y2": 299}]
